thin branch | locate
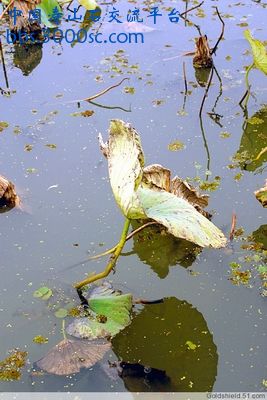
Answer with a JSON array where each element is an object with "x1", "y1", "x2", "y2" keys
[
  {"x1": 211, "y1": 7, "x2": 225, "y2": 56},
  {"x1": 180, "y1": 1, "x2": 204, "y2": 17},
  {"x1": 84, "y1": 77, "x2": 129, "y2": 102},
  {"x1": 53, "y1": 78, "x2": 129, "y2": 106},
  {"x1": 179, "y1": 2, "x2": 204, "y2": 36}
]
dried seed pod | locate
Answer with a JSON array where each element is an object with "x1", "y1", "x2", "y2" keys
[
  {"x1": 0, "y1": 175, "x2": 20, "y2": 213},
  {"x1": 193, "y1": 36, "x2": 213, "y2": 68}
]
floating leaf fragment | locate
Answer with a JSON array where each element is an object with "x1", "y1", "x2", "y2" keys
[
  {"x1": 186, "y1": 341, "x2": 197, "y2": 350},
  {"x1": 70, "y1": 110, "x2": 94, "y2": 117},
  {"x1": 33, "y1": 335, "x2": 48, "y2": 344},
  {"x1": 0, "y1": 121, "x2": 9, "y2": 132},
  {"x1": 168, "y1": 140, "x2": 185, "y2": 151},
  {"x1": 33, "y1": 287, "x2": 53, "y2": 301},
  {"x1": 24, "y1": 144, "x2": 33, "y2": 152},
  {"x1": 123, "y1": 86, "x2": 135, "y2": 94}
]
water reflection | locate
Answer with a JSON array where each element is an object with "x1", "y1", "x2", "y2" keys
[
  {"x1": 125, "y1": 223, "x2": 201, "y2": 278},
  {"x1": 235, "y1": 105, "x2": 267, "y2": 172},
  {"x1": 112, "y1": 297, "x2": 218, "y2": 392},
  {"x1": 13, "y1": 43, "x2": 43, "y2": 76}
]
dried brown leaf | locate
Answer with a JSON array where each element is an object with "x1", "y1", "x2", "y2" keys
[{"x1": 36, "y1": 339, "x2": 110, "y2": 376}]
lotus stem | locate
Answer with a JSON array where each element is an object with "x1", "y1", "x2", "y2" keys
[
  {"x1": 62, "y1": 319, "x2": 67, "y2": 340},
  {"x1": 74, "y1": 218, "x2": 131, "y2": 289},
  {"x1": 240, "y1": 63, "x2": 253, "y2": 108}
]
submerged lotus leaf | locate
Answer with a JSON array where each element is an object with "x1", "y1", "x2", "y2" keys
[
  {"x1": 244, "y1": 30, "x2": 267, "y2": 75},
  {"x1": 137, "y1": 186, "x2": 226, "y2": 248},
  {"x1": 107, "y1": 120, "x2": 146, "y2": 219},
  {"x1": 67, "y1": 284, "x2": 133, "y2": 339},
  {"x1": 36, "y1": 339, "x2": 110, "y2": 375}
]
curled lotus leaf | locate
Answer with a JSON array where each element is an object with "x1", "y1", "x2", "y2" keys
[{"x1": 100, "y1": 120, "x2": 227, "y2": 248}]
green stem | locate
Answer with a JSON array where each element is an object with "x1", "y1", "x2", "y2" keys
[
  {"x1": 74, "y1": 218, "x2": 131, "y2": 289},
  {"x1": 244, "y1": 63, "x2": 253, "y2": 108},
  {"x1": 62, "y1": 319, "x2": 66, "y2": 340}
]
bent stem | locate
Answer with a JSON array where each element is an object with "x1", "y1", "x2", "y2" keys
[
  {"x1": 240, "y1": 63, "x2": 253, "y2": 109},
  {"x1": 74, "y1": 218, "x2": 131, "y2": 289}
]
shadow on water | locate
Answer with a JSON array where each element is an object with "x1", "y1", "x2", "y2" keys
[
  {"x1": 112, "y1": 297, "x2": 218, "y2": 392},
  {"x1": 13, "y1": 43, "x2": 43, "y2": 76},
  {"x1": 234, "y1": 105, "x2": 267, "y2": 173},
  {"x1": 123, "y1": 223, "x2": 201, "y2": 279}
]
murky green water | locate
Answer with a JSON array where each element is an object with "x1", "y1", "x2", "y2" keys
[{"x1": 0, "y1": 0, "x2": 266, "y2": 392}]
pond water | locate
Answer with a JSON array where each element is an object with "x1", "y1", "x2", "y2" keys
[{"x1": 0, "y1": 0, "x2": 266, "y2": 393}]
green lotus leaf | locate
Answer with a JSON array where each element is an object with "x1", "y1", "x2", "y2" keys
[
  {"x1": 66, "y1": 284, "x2": 133, "y2": 339},
  {"x1": 38, "y1": 0, "x2": 62, "y2": 28},
  {"x1": 244, "y1": 30, "x2": 267, "y2": 75},
  {"x1": 78, "y1": 0, "x2": 98, "y2": 10},
  {"x1": 137, "y1": 186, "x2": 227, "y2": 248}
]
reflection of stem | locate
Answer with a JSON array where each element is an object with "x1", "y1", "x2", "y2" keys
[
  {"x1": 199, "y1": 114, "x2": 211, "y2": 179},
  {"x1": 74, "y1": 218, "x2": 131, "y2": 289},
  {"x1": 88, "y1": 100, "x2": 131, "y2": 113},
  {"x1": 212, "y1": 65, "x2": 222, "y2": 113},
  {"x1": 199, "y1": 66, "x2": 214, "y2": 179},
  {"x1": 53, "y1": 78, "x2": 129, "y2": 105},
  {"x1": 199, "y1": 65, "x2": 214, "y2": 118},
  {"x1": 0, "y1": 39, "x2": 9, "y2": 89},
  {"x1": 182, "y1": 61, "x2": 188, "y2": 111},
  {"x1": 208, "y1": 65, "x2": 223, "y2": 127}
]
